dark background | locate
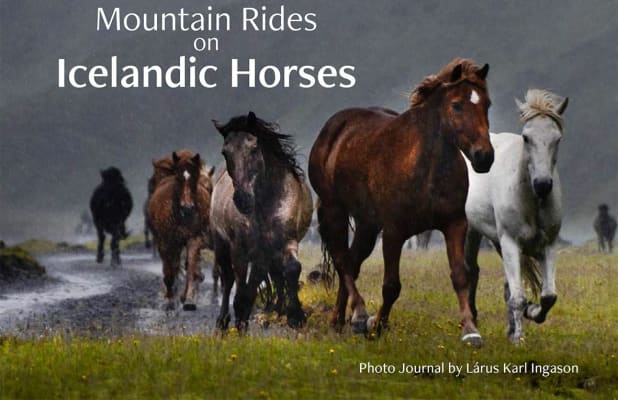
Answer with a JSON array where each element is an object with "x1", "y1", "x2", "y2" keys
[{"x1": 1, "y1": 0, "x2": 616, "y2": 243}]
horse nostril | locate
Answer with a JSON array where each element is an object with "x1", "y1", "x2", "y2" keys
[{"x1": 533, "y1": 178, "x2": 553, "y2": 198}]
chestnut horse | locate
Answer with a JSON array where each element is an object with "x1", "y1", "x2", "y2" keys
[
  {"x1": 210, "y1": 112, "x2": 313, "y2": 330},
  {"x1": 309, "y1": 58, "x2": 493, "y2": 345},
  {"x1": 148, "y1": 150, "x2": 214, "y2": 310}
]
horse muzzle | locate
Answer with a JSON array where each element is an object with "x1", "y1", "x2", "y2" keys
[
  {"x1": 233, "y1": 191, "x2": 255, "y2": 215},
  {"x1": 178, "y1": 204, "x2": 196, "y2": 221},
  {"x1": 470, "y1": 149, "x2": 494, "y2": 173},
  {"x1": 533, "y1": 177, "x2": 553, "y2": 199}
]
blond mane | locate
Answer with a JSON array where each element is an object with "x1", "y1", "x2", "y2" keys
[{"x1": 518, "y1": 89, "x2": 564, "y2": 129}]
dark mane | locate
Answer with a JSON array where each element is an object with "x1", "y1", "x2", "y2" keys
[
  {"x1": 218, "y1": 114, "x2": 304, "y2": 178},
  {"x1": 409, "y1": 58, "x2": 488, "y2": 108}
]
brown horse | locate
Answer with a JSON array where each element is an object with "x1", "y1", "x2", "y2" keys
[
  {"x1": 147, "y1": 150, "x2": 214, "y2": 310},
  {"x1": 308, "y1": 58, "x2": 494, "y2": 345},
  {"x1": 210, "y1": 112, "x2": 313, "y2": 330}
]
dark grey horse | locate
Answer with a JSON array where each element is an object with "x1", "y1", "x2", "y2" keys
[
  {"x1": 90, "y1": 167, "x2": 133, "y2": 266},
  {"x1": 210, "y1": 112, "x2": 313, "y2": 330},
  {"x1": 594, "y1": 204, "x2": 616, "y2": 253}
]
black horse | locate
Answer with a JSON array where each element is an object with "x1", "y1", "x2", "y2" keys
[
  {"x1": 90, "y1": 167, "x2": 133, "y2": 266},
  {"x1": 594, "y1": 204, "x2": 616, "y2": 253}
]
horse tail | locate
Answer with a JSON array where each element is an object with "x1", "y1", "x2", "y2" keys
[{"x1": 521, "y1": 255, "x2": 542, "y2": 298}]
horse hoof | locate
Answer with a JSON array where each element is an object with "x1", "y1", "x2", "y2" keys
[
  {"x1": 461, "y1": 332, "x2": 483, "y2": 348},
  {"x1": 509, "y1": 335, "x2": 524, "y2": 346},
  {"x1": 183, "y1": 303, "x2": 197, "y2": 311},
  {"x1": 351, "y1": 318, "x2": 369, "y2": 335},
  {"x1": 366, "y1": 316, "x2": 378, "y2": 332},
  {"x1": 216, "y1": 315, "x2": 231, "y2": 330},
  {"x1": 287, "y1": 309, "x2": 307, "y2": 329},
  {"x1": 236, "y1": 321, "x2": 249, "y2": 333},
  {"x1": 163, "y1": 300, "x2": 176, "y2": 311}
]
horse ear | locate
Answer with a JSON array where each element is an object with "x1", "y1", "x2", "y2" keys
[
  {"x1": 476, "y1": 63, "x2": 489, "y2": 80},
  {"x1": 556, "y1": 97, "x2": 568, "y2": 115},
  {"x1": 172, "y1": 151, "x2": 180, "y2": 164},
  {"x1": 515, "y1": 97, "x2": 525, "y2": 113},
  {"x1": 192, "y1": 153, "x2": 201, "y2": 166},
  {"x1": 212, "y1": 119, "x2": 226, "y2": 136},
  {"x1": 450, "y1": 64, "x2": 463, "y2": 82},
  {"x1": 208, "y1": 166, "x2": 215, "y2": 177},
  {"x1": 248, "y1": 111, "x2": 257, "y2": 126}
]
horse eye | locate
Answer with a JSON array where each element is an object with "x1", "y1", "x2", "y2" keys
[
  {"x1": 523, "y1": 135, "x2": 529, "y2": 143},
  {"x1": 452, "y1": 102, "x2": 463, "y2": 112}
]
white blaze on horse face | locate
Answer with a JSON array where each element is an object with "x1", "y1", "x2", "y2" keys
[
  {"x1": 470, "y1": 90, "x2": 480, "y2": 105},
  {"x1": 183, "y1": 170, "x2": 190, "y2": 181}
]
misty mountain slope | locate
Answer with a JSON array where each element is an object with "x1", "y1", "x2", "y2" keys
[{"x1": 1, "y1": 0, "x2": 616, "y2": 241}]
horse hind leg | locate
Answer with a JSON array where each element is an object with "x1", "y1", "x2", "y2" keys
[
  {"x1": 464, "y1": 228, "x2": 483, "y2": 324},
  {"x1": 318, "y1": 202, "x2": 367, "y2": 332},
  {"x1": 347, "y1": 221, "x2": 381, "y2": 332}
]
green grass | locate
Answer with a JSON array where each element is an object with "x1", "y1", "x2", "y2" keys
[{"x1": 0, "y1": 244, "x2": 616, "y2": 399}]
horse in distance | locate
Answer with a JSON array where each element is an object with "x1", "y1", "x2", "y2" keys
[
  {"x1": 465, "y1": 89, "x2": 568, "y2": 344},
  {"x1": 210, "y1": 111, "x2": 313, "y2": 330},
  {"x1": 594, "y1": 204, "x2": 616, "y2": 253},
  {"x1": 309, "y1": 58, "x2": 493, "y2": 345},
  {"x1": 148, "y1": 151, "x2": 214, "y2": 310},
  {"x1": 90, "y1": 167, "x2": 133, "y2": 266}
]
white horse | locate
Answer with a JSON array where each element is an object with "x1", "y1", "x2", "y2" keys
[{"x1": 464, "y1": 89, "x2": 568, "y2": 344}]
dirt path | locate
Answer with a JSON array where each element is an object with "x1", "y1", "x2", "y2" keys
[{"x1": 0, "y1": 251, "x2": 221, "y2": 338}]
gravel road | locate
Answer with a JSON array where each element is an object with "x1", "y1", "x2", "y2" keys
[{"x1": 0, "y1": 251, "x2": 221, "y2": 338}]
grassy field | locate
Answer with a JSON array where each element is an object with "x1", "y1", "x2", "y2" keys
[{"x1": 0, "y1": 243, "x2": 616, "y2": 399}]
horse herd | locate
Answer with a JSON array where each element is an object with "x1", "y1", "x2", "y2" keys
[{"x1": 88, "y1": 57, "x2": 611, "y2": 346}]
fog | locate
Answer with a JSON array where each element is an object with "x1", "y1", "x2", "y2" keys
[{"x1": 1, "y1": 0, "x2": 616, "y2": 244}]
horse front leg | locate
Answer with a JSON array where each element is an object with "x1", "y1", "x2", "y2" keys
[
  {"x1": 499, "y1": 235, "x2": 526, "y2": 344},
  {"x1": 110, "y1": 229, "x2": 121, "y2": 267},
  {"x1": 524, "y1": 245, "x2": 557, "y2": 324},
  {"x1": 282, "y1": 241, "x2": 306, "y2": 328},
  {"x1": 181, "y1": 237, "x2": 203, "y2": 311},
  {"x1": 214, "y1": 237, "x2": 233, "y2": 330},
  {"x1": 232, "y1": 250, "x2": 254, "y2": 332},
  {"x1": 367, "y1": 228, "x2": 404, "y2": 335},
  {"x1": 96, "y1": 226, "x2": 105, "y2": 263},
  {"x1": 464, "y1": 228, "x2": 483, "y2": 324},
  {"x1": 159, "y1": 245, "x2": 181, "y2": 311},
  {"x1": 444, "y1": 219, "x2": 483, "y2": 347}
]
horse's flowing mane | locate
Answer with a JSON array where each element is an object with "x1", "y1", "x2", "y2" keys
[
  {"x1": 518, "y1": 89, "x2": 564, "y2": 129},
  {"x1": 409, "y1": 58, "x2": 488, "y2": 108},
  {"x1": 218, "y1": 114, "x2": 304, "y2": 178}
]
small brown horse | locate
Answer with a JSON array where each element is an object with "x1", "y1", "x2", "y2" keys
[
  {"x1": 309, "y1": 58, "x2": 494, "y2": 345},
  {"x1": 210, "y1": 112, "x2": 313, "y2": 330},
  {"x1": 148, "y1": 150, "x2": 214, "y2": 310}
]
